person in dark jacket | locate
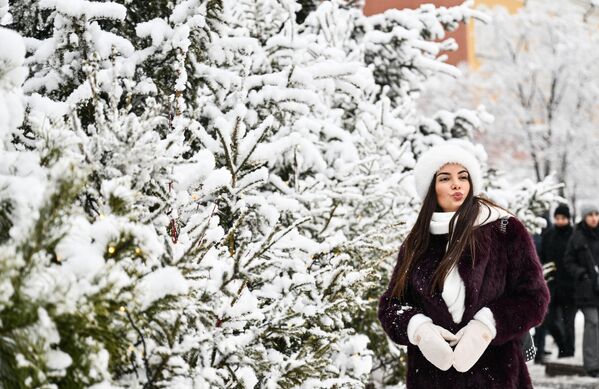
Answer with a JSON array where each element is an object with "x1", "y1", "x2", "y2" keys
[
  {"x1": 564, "y1": 202, "x2": 599, "y2": 376},
  {"x1": 534, "y1": 204, "x2": 575, "y2": 362},
  {"x1": 377, "y1": 143, "x2": 549, "y2": 388}
]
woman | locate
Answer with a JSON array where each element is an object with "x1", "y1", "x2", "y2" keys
[
  {"x1": 563, "y1": 203, "x2": 599, "y2": 377},
  {"x1": 377, "y1": 143, "x2": 549, "y2": 388}
]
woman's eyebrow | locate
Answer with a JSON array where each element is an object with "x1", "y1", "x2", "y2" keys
[{"x1": 437, "y1": 170, "x2": 469, "y2": 176}]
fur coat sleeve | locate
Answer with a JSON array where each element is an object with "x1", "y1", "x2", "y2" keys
[
  {"x1": 377, "y1": 246, "x2": 424, "y2": 346},
  {"x1": 486, "y1": 217, "x2": 550, "y2": 345}
]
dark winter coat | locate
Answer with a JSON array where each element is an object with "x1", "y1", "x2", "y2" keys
[
  {"x1": 563, "y1": 221, "x2": 599, "y2": 307},
  {"x1": 540, "y1": 225, "x2": 574, "y2": 305},
  {"x1": 377, "y1": 217, "x2": 549, "y2": 389}
]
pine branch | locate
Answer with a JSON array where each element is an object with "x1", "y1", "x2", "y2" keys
[{"x1": 125, "y1": 310, "x2": 152, "y2": 386}]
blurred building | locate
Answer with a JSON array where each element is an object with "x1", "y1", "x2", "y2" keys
[{"x1": 362, "y1": 0, "x2": 524, "y2": 66}]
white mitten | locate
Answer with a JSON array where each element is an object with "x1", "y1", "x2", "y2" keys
[
  {"x1": 452, "y1": 319, "x2": 493, "y2": 372},
  {"x1": 413, "y1": 322, "x2": 458, "y2": 371}
]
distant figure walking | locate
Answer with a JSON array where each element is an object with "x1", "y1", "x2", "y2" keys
[
  {"x1": 534, "y1": 204, "x2": 575, "y2": 362},
  {"x1": 564, "y1": 203, "x2": 599, "y2": 377}
]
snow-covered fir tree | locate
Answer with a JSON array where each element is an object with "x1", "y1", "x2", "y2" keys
[
  {"x1": 1, "y1": 0, "x2": 561, "y2": 387},
  {"x1": 1, "y1": 1, "x2": 195, "y2": 387}
]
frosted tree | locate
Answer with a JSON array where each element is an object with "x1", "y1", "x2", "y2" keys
[
  {"x1": 150, "y1": 0, "x2": 384, "y2": 386},
  {"x1": 6, "y1": 0, "x2": 379, "y2": 386},
  {"x1": 1, "y1": 1, "x2": 199, "y2": 387},
  {"x1": 124, "y1": 0, "x2": 491, "y2": 387},
  {"x1": 139, "y1": 0, "x2": 492, "y2": 387},
  {"x1": 478, "y1": 3, "x2": 599, "y2": 193},
  {"x1": 0, "y1": 22, "x2": 189, "y2": 388}
]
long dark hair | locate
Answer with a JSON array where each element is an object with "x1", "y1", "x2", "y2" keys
[{"x1": 391, "y1": 173, "x2": 508, "y2": 299}]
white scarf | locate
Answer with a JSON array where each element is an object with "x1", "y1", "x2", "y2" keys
[
  {"x1": 430, "y1": 205, "x2": 511, "y2": 323},
  {"x1": 430, "y1": 204, "x2": 511, "y2": 236}
]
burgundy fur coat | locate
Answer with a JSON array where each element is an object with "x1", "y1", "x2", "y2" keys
[{"x1": 378, "y1": 217, "x2": 549, "y2": 388}]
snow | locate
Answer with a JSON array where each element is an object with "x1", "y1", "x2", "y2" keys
[
  {"x1": 134, "y1": 266, "x2": 189, "y2": 310},
  {"x1": 88, "y1": 382, "x2": 124, "y2": 389},
  {"x1": 39, "y1": 0, "x2": 127, "y2": 21},
  {"x1": 87, "y1": 349, "x2": 111, "y2": 381},
  {"x1": 46, "y1": 349, "x2": 73, "y2": 370},
  {"x1": 236, "y1": 167, "x2": 268, "y2": 190},
  {"x1": 26, "y1": 93, "x2": 70, "y2": 119},
  {"x1": 0, "y1": 0, "x2": 10, "y2": 25},
  {"x1": 227, "y1": 287, "x2": 263, "y2": 318},
  {"x1": 0, "y1": 155, "x2": 46, "y2": 240},
  {"x1": 172, "y1": 150, "x2": 216, "y2": 190},
  {"x1": 65, "y1": 80, "x2": 93, "y2": 105},
  {"x1": 27, "y1": 37, "x2": 56, "y2": 64},
  {"x1": 413, "y1": 55, "x2": 462, "y2": 78},
  {"x1": 170, "y1": 0, "x2": 202, "y2": 24},
  {"x1": 202, "y1": 167, "x2": 232, "y2": 193},
  {"x1": 0, "y1": 27, "x2": 25, "y2": 69},
  {"x1": 0, "y1": 28, "x2": 26, "y2": 140},
  {"x1": 56, "y1": 217, "x2": 106, "y2": 280},
  {"x1": 101, "y1": 177, "x2": 136, "y2": 207},
  {"x1": 336, "y1": 334, "x2": 373, "y2": 377},
  {"x1": 236, "y1": 366, "x2": 259, "y2": 389},
  {"x1": 172, "y1": 24, "x2": 192, "y2": 52},
  {"x1": 87, "y1": 22, "x2": 135, "y2": 58},
  {"x1": 15, "y1": 354, "x2": 31, "y2": 368},
  {"x1": 133, "y1": 78, "x2": 158, "y2": 95},
  {"x1": 136, "y1": 18, "x2": 172, "y2": 47}
]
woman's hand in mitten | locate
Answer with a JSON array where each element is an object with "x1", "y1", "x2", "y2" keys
[
  {"x1": 413, "y1": 322, "x2": 458, "y2": 371},
  {"x1": 452, "y1": 319, "x2": 493, "y2": 372}
]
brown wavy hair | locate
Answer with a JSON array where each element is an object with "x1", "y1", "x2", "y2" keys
[{"x1": 391, "y1": 173, "x2": 508, "y2": 299}]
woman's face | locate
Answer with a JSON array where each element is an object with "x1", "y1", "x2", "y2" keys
[
  {"x1": 585, "y1": 212, "x2": 599, "y2": 229},
  {"x1": 435, "y1": 163, "x2": 471, "y2": 212}
]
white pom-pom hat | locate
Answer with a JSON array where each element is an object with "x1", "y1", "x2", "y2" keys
[
  {"x1": 413, "y1": 143, "x2": 482, "y2": 201},
  {"x1": 579, "y1": 202, "x2": 599, "y2": 218}
]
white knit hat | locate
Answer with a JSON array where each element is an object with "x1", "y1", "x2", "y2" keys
[
  {"x1": 579, "y1": 202, "x2": 599, "y2": 218},
  {"x1": 413, "y1": 142, "x2": 482, "y2": 200}
]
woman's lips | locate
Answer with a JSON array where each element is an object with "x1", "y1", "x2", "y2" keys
[{"x1": 452, "y1": 193, "x2": 463, "y2": 201}]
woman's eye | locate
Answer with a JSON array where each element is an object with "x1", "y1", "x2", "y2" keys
[{"x1": 459, "y1": 176, "x2": 468, "y2": 180}]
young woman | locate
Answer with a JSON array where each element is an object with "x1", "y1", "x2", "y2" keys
[
  {"x1": 378, "y1": 143, "x2": 549, "y2": 388},
  {"x1": 563, "y1": 203, "x2": 599, "y2": 377}
]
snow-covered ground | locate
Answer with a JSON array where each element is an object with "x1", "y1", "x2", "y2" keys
[{"x1": 530, "y1": 311, "x2": 599, "y2": 388}]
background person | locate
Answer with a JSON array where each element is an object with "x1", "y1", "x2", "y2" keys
[{"x1": 564, "y1": 203, "x2": 599, "y2": 377}]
